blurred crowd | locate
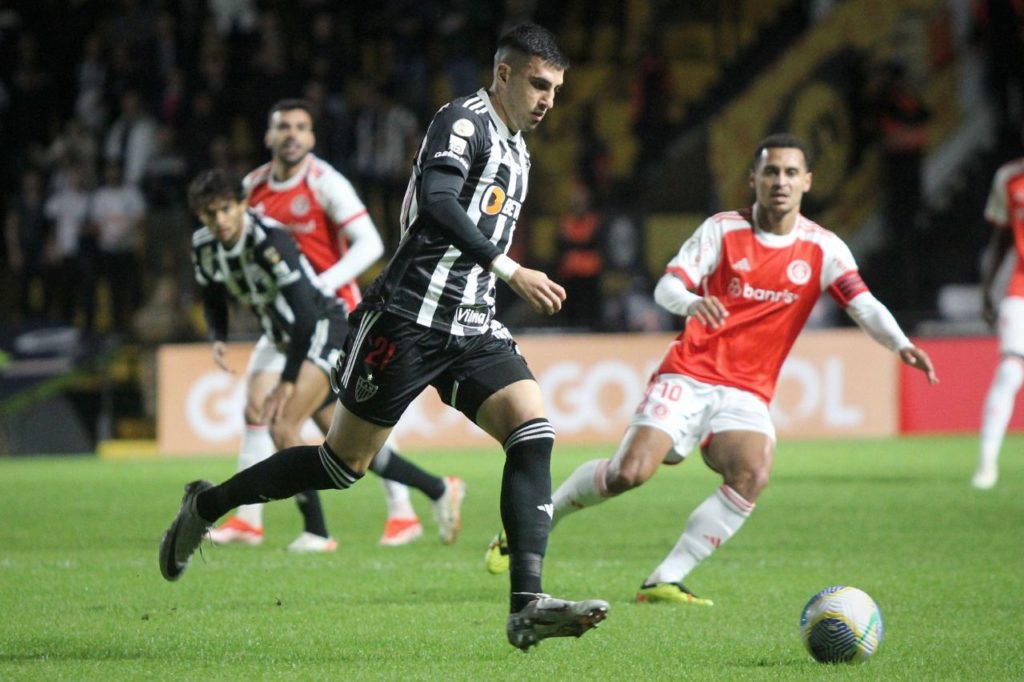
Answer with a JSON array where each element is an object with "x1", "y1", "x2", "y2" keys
[
  {"x1": 0, "y1": 0, "x2": 569, "y2": 342},
  {"x1": 1, "y1": 1, "x2": 1022, "y2": 344}
]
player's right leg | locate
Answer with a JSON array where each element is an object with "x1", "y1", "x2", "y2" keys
[
  {"x1": 974, "y1": 354, "x2": 1024, "y2": 489},
  {"x1": 269, "y1": 360, "x2": 346, "y2": 552},
  {"x1": 209, "y1": 363, "x2": 278, "y2": 546}
]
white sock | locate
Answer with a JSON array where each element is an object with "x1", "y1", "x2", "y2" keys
[
  {"x1": 382, "y1": 479, "x2": 416, "y2": 519},
  {"x1": 645, "y1": 485, "x2": 754, "y2": 585},
  {"x1": 979, "y1": 356, "x2": 1024, "y2": 470},
  {"x1": 235, "y1": 424, "x2": 274, "y2": 528},
  {"x1": 551, "y1": 459, "x2": 612, "y2": 529}
]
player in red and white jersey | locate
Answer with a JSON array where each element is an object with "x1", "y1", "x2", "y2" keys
[
  {"x1": 486, "y1": 134, "x2": 938, "y2": 603},
  {"x1": 210, "y1": 100, "x2": 464, "y2": 551},
  {"x1": 972, "y1": 155, "x2": 1024, "y2": 489}
]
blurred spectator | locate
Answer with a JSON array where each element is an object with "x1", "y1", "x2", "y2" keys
[
  {"x1": 32, "y1": 117, "x2": 99, "y2": 190},
  {"x1": 631, "y1": 35, "x2": 674, "y2": 172},
  {"x1": 183, "y1": 90, "x2": 225, "y2": 174},
  {"x1": 43, "y1": 165, "x2": 91, "y2": 325},
  {"x1": 209, "y1": 0, "x2": 257, "y2": 37},
  {"x1": 577, "y1": 103, "x2": 612, "y2": 201},
  {"x1": 8, "y1": 33, "x2": 52, "y2": 150},
  {"x1": 973, "y1": 0, "x2": 1024, "y2": 149},
  {"x1": 556, "y1": 178, "x2": 604, "y2": 329},
  {"x1": 157, "y1": 68, "x2": 189, "y2": 129},
  {"x1": 352, "y1": 80, "x2": 420, "y2": 247},
  {"x1": 74, "y1": 33, "x2": 108, "y2": 136},
  {"x1": 87, "y1": 163, "x2": 147, "y2": 334},
  {"x1": 303, "y1": 78, "x2": 354, "y2": 172},
  {"x1": 104, "y1": 89, "x2": 158, "y2": 187},
  {"x1": 4, "y1": 169, "x2": 51, "y2": 322},
  {"x1": 873, "y1": 58, "x2": 931, "y2": 310}
]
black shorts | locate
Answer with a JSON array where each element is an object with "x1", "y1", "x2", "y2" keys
[{"x1": 333, "y1": 309, "x2": 534, "y2": 427}]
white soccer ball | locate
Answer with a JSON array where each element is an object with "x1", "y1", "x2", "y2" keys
[{"x1": 799, "y1": 585, "x2": 883, "y2": 663}]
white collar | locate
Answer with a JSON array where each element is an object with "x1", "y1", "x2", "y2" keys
[
  {"x1": 751, "y1": 204, "x2": 800, "y2": 247},
  {"x1": 267, "y1": 155, "x2": 314, "y2": 192}
]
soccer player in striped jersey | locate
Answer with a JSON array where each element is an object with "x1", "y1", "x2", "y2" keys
[
  {"x1": 209, "y1": 99, "x2": 463, "y2": 551},
  {"x1": 972, "y1": 153, "x2": 1024, "y2": 490},
  {"x1": 485, "y1": 133, "x2": 939, "y2": 605},
  {"x1": 159, "y1": 24, "x2": 608, "y2": 650},
  {"x1": 180, "y1": 168, "x2": 351, "y2": 550}
]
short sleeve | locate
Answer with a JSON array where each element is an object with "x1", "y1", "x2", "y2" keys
[
  {"x1": 314, "y1": 165, "x2": 369, "y2": 226},
  {"x1": 664, "y1": 218, "x2": 723, "y2": 290},
  {"x1": 822, "y1": 234, "x2": 869, "y2": 306},
  {"x1": 418, "y1": 103, "x2": 486, "y2": 179},
  {"x1": 984, "y1": 166, "x2": 1009, "y2": 228}
]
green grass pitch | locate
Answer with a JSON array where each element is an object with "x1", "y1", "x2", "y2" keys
[{"x1": 1, "y1": 435, "x2": 1022, "y2": 680}]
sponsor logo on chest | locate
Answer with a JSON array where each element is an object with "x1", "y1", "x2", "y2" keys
[{"x1": 480, "y1": 184, "x2": 522, "y2": 220}]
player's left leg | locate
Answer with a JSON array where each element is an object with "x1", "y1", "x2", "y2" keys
[
  {"x1": 266, "y1": 361, "x2": 339, "y2": 552},
  {"x1": 473, "y1": 374, "x2": 608, "y2": 649},
  {"x1": 368, "y1": 436, "x2": 466, "y2": 545},
  {"x1": 638, "y1": 429, "x2": 770, "y2": 605}
]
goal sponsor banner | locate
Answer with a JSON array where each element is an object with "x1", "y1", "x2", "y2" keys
[{"x1": 157, "y1": 329, "x2": 897, "y2": 455}]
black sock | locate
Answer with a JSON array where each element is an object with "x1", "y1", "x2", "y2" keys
[
  {"x1": 196, "y1": 443, "x2": 362, "y2": 522},
  {"x1": 500, "y1": 418, "x2": 554, "y2": 607},
  {"x1": 294, "y1": 491, "x2": 329, "y2": 537},
  {"x1": 369, "y1": 445, "x2": 446, "y2": 500}
]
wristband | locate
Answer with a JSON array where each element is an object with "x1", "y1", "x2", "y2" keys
[{"x1": 490, "y1": 253, "x2": 520, "y2": 282}]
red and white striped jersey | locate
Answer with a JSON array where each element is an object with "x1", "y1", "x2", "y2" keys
[
  {"x1": 244, "y1": 154, "x2": 369, "y2": 312},
  {"x1": 984, "y1": 157, "x2": 1024, "y2": 298},
  {"x1": 659, "y1": 208, "x2": 868, "y2": 403}
]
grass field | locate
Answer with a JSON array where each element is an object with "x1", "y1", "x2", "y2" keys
[{"x1": 1, "y1": 434, "x2": 1022, "y2": 681}]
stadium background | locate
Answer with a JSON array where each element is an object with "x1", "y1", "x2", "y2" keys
[{"x1": 0, "y1": 0, "x2": 1022, "y2": 455}]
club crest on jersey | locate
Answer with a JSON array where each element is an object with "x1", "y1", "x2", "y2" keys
[
  {"x1": 355, "y1": 375, "x2": 378, "y2": 402},
  {"x1": 452, "y1": 118, "x2": 475, "y2": 137},
  {"x1": 787, "y1": 259, "x2": 811, "y2": 285},
  {"x1": 290, "y1": 195, "x2": 311, "y2": 217},
  {"x1": 264, "y1": 246, "x2": 282, "y2": 265}
]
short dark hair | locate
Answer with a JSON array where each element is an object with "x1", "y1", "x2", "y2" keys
[
  {"x1": 267, "y1": 98, "x2": 314, "y2": 128},
  {"x1": 753, "y1": 133, "x2": 812, "y2": 171},
  {"x1": 188, "y1": 168, "x2": 245, "y2": 215},
  {"x1": 495, "y1": 23, "x2": 569, "y2": 71}
]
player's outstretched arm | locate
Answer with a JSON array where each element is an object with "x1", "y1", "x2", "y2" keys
[{"x1": 845, "y1": 292, "x2": 939, "y2": 385}]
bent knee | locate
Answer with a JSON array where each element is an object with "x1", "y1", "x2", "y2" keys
[
  {"x1": 606, "y1": 461, "x2": 653, "y2": 494},
  {"x1": 725, "y1": 466, "x2": 770, "y2": 501}
]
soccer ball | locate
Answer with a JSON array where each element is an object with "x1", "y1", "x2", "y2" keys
[{"x1": 799, "y1": 585, "x2": 883, "y2": 663}]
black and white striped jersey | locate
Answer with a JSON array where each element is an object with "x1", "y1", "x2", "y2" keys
[
  {"x1": 191, "y1": 211, "x2": 346, "y2": 381},
  {"x1": 361, "y1": 88, "x2": 530, "y2": 336}
]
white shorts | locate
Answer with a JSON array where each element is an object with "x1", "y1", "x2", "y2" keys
[
  {"x1": 998, "y1": 296, "x2": 1024, "y2": 357},
  {"x1": 245, "y1": 329, "x2": 342, "y2": 379},
  {"x1": 630, "y1": 373, "x2": 776, "y2": 464},
  {"x1": 245, "y1": 335, "x2": 287, "y2": 376}
]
